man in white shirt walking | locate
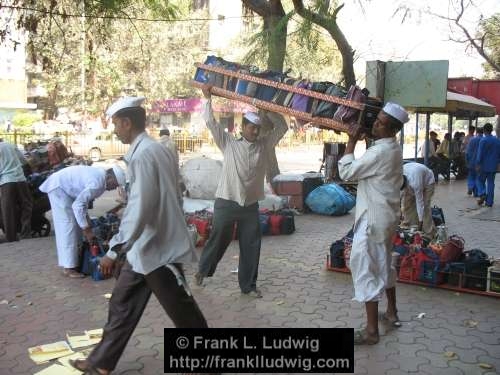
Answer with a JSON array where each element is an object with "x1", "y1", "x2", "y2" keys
[
  {"x1": 401, "y1": 162, "x2": 436, "y2": 239},
  {"x1": 194, "y1": 86, "x2": 288, "y2": 298},
  {"x1": 69, "y1": 97, "x2": 208, "y2": 375},
  {"x1": 39, "y1": 164, "x2": 126, "y2": 278},
  {"x1": 339, "y1": 102, "x2": 409, "y2": 345}
]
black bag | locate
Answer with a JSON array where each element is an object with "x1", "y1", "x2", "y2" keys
[
  {"x1": 461, "y1": 249, "x2": 490, "y2": 291},
  {"x1": 272, "y1": 77, "x2": 299, "y2": 106},
  {"x1": 278, "y1": 209, "x2": 295, "y2": 235},
  {"x1": 431, "y1": 205, "x2": 445, "y2": 226},
  {"x1": 312, "y1": 84, "x2": 347, "y2": 118},
  {"x1": 330, "y1": 240, "x2": 345, "y2": 268}
]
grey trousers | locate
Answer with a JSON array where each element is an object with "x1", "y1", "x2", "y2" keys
[
  {"x1": 87, "y1": 261, "x2": 207, "y2": 371},
  {"x1": 198, "y1": 198, "x2": 261, "y2": 293},
  {"x1": 401, "y1": 184, "x2": 436, "y2": 239},
  {"x1": 0, "y1": 181, "x2": 33, "y2": 241}
]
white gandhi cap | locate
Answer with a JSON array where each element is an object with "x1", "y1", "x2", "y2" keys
[
  {"x1": 243, "y1": 112, "x2": 262, "y2": 126},
  {"x1": 106, "y1": 96, "x2": 146, "y2": 117},
  {"x1": 382, "y1": 102, "x2": 409, "y2": 124}
]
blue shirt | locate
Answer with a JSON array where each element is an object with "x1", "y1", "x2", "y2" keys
[
  {"x1": 475, "y1": 134, "x2": 500, "y2": 172},
  {"x1": 466, "y1": 135, "x2": 482, "y2": 166},
  {"x1": 0, "y1": 141, "x2": 26, "y2": 185}
]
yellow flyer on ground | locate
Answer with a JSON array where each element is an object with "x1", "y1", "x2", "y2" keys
[
  {"x1": 34, "y1": 363, "x2": 76, "y2": 375},
  {"x1": 85, "y1": 328, "x2": 103, "y2": 344},
  {"x1": 66, "y1": 331, "x2": 90, "y2": 349},
  {"x1": 58, "y1": 349, "x2": 92, "y2": 373},
  {"x1": 28, "y1": 341, "x2": 74, "y2": 364}
]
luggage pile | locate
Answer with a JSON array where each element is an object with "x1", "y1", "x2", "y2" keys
[
  {"x1": 328, "y1": 226, "x2": 500, "y2": 295},
  {"x1": 79, "y1": 213, "x2": 121, "y2": 281},
  {"x1": 24, "y1": 139, "x2": 91, "y2": 174},
  {"x1": 185, "y1": 208, "x2": 296, "y2": 248},
  {"x1": 193, "y1": 55, "x2": 383, "y2": 133}
]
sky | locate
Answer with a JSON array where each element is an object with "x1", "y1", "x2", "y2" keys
[{"x1": 337, "y1": 0, "x2": 499, "y2": 84}]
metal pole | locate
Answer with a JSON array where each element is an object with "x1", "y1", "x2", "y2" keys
[
  {"x1": 414, "y1": 112, "x2": 419, "y2": 160},
  {"x1": 424, "y1": 113, "x2": 430, "y2": 166}
]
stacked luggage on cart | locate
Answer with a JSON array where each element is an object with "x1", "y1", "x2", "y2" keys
[
  {"x1": 328, "y1": 226, "x2": 500, "y2": 296},
  {"x1": 192, "y1": 55, "x2": 383, "y2": 133}
]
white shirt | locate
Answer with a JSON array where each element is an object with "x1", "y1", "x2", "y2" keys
[
  {"x1": 338, "y1": 137, "x2": 403, "y2": 243},
  {"x1": 108, "y1": 132, "x2": 195, "y2": 275},
  {"x1": 420, "y1": 139, "x2": 436, "y2": 158},
  {"x1": 39, "y1": 165, "x2": 106, "y2": 228},
  {"x1": 0, "y1": 141, "x2": 26, "y2": 185},
  {"x1": 403, "y1": 162, "x2": 435, "y2": 221},
  {"x1": 203, "y1": 100, "x2": 288, "y2": 206}
]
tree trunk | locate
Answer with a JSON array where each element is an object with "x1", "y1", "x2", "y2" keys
[
  {"x1": 292, "y1": 0, "x2": 356, "y2": 86},
  {"x1": 242, "y1": 0, "x2": 287, "y2": 71}
]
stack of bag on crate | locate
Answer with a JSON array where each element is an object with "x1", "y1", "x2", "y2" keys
[
  {"x1": 329, "y1": 224, "x2": 499, "y2": 294},
  {"x1": 79, "y1": 213, "x2": 121, "y2": 281},
  {"x1": 393, "y1": 228, "x2": 495, "y2": 292},
  {"x1": 194, "y1": 55, "x2": 382, "y2": 128},
  {"x1": 185, "y1": 208, "x2": 295, "y2": 248}
]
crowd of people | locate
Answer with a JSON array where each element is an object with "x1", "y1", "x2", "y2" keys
[{"x1": 1, "y1": 91, "x2": 499, "y2": 373}]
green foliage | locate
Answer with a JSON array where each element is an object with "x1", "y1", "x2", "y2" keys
[
  {"x1": 12, "y1": 112, "x2": 43, "y2": 128},
  {"x1": 480, "y1": 13, "x2": 500, "y2": 78}
]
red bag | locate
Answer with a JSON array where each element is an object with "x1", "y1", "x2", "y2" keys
[
  {"x1": 186, "y1": 213, "x2": 212, "y2": 247},
  {"x1": 269, "y1": 214, "x2": 284, "y2": 235},
  {"x1": 439, "y1": 235, "x2": 464, "y2": 263},
  {"x1": 399, "y1": 254, "x2": 418, "y2": 281},
  {"x1": 47, "y1": 140, "x2": 69, "y2": 166}
]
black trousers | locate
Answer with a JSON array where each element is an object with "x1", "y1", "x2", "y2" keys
[
  {"x1": 198, "y1": 198, "x2": 261, "y2": 293},
  {"x1": 87, "y1": 261, "x2": 207, "y2": 371},
  {"x1": 0, "y1": 181, "x2": 33, "y2": 241}
]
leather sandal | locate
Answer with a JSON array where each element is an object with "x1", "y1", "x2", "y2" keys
[
  {"x1": 63, "y1": 269, "x2": 86, "y2": 278},
  {"x1": 353, "y1": 329, "x2": 379, "y2": 345},
  {"x1": 380, "y1": 312, "x2": 402, "y2": 328},
  {"x1": 69, "y1": 359, "x2": 104, "y2": 374}
]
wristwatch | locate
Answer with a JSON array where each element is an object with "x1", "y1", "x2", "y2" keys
[{"x1": 106, "y1": 250, "x2": 117, "y2": 260}]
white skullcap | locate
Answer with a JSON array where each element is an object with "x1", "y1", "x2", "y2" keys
[
  {"x1": 111, "y1": 165, "x2": 126, "y2": 187},
  {"x1": 106, "y1": 96, "x2": 146, "y2": 117},
  {"x1": 383, "y1": 102, "x2": 409, "y2": 124},
  {"x1": 243, "y1": 112, "x2": 262, "y2": 126}
]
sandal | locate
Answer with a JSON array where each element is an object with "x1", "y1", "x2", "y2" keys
[
  {"x1": 353, "y1": 329, "x2": 379, "y2": 345},
  {"x1": 63, "y1": 269, "x2": 86, "y2": 279},
  {"x1": 380, "y1": 312, "x2": 402, "y2": 328},
  {"x1": 69, "y1": 359, "x2": 104, "y2": 374}
]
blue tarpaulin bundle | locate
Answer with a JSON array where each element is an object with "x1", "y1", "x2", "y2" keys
[{"x1": 305, "y1": 183, "x2": 356, "y2": 216}]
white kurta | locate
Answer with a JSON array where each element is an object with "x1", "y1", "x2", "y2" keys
[
  {"x1": 107, "y1": 132, "x2": 196, "y2": 275},
  {"x1": 338, "y1": 137, "x2": 403, "y2": 302},
  {"x1": 39, "y1": 166, "x2": 107, "y2": 268}
]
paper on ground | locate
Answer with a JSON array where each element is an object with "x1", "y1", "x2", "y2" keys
[
  {"x1": 34, "y1": 363, "x2": 76, "y2": 375},
  {"x1": 28, "y1": 341, "x2": 74, "y2": 364},
  {"x1": 66, "y1": 329, "x2": 102, "y2": 349}
]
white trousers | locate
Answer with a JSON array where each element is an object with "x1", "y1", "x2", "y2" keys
[
  {"x1": 350, "y1": 214, "x2": 396, "y2": 302},
  {"x1": 47, "y1": 188, "x2": 81, "y2": 268}
]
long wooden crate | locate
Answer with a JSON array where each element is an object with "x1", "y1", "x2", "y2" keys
[{"x1": 191, "y1": 63, "x2": 381, "y2": 133}]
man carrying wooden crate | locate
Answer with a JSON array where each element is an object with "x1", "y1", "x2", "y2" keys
[
  {"x1": 194, "y1": 86, "x2": 288, "y2": 298},
  {"x1": 338, "y1": 102, "x2": 409, "y2": 345}
]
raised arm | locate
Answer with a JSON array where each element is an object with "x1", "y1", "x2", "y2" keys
[{"x1": 202, "y1": 87, "x2": 230, "y2": 151}]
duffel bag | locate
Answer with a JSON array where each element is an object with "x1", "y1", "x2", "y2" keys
[
  {"x1": 333, "y1": 85, "x2": 367, "y2": 124},
  {"x1": 312, "y1": 84, "x2": 347, "y2": 118},
  {"x1": 330, "y1": 240, "x2": 345, "y2": 268},
  {"x1": 278, "y1": 209, "x2": 295, "y2": 235},
  {"x1": 269, "y1": 214, "x2": 284, "y2": 235},
  {"x1": 439, "y1": 235, "x2": 464, "y2": 263}
]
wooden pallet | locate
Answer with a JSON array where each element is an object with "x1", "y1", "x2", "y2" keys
[
  {"x1": 325, "y1": 255, "x2": 500, "y2": 298},
  {"x1": 192, "y1": 63, "x2": 380, "y2": 133}
]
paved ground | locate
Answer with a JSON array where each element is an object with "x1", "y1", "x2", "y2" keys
[{"x1": 1, "y1": 157, "x2": 500, "y2": 374}]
